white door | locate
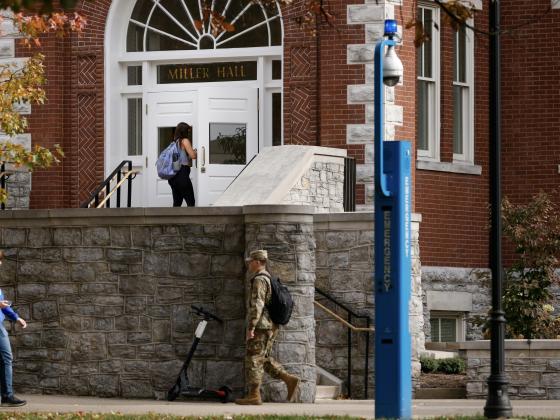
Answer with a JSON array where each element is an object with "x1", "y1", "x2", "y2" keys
[
  {"x1": 146, "y1": 91, "x2": 197, "y2": 207},
  {"x1": 197, "y1": 87, "x2": 259, "y2": 206}
]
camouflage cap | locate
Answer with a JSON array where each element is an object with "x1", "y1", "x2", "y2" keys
[{"x1": 246, "y1": 249, "x2": 268, "y2": 262}]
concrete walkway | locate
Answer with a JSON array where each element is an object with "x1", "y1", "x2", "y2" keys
[{"x1": 1, "y1": 395, "x2": 560, "y2": 418}]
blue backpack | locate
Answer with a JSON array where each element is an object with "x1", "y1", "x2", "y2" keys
[{"x1": 156, "y1": 140, "x2": 180, "y2": 179}]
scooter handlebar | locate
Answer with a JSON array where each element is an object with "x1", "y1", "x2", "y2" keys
[{"x1": 191, "y1": 305, "x2": 223, "y2": 323}]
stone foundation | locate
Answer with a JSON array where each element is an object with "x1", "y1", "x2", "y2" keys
[{"x1": 457, "y1": 340, "x2": 560, "y2": 400}]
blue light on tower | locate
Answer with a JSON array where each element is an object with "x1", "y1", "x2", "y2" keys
[{"x1": 384, "y1": 19, "x2": 398, "y2": 37}]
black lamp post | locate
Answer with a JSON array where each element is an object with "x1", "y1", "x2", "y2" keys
[{"x1": 484, "y1": 0, "x2": 512, "y2": 417}]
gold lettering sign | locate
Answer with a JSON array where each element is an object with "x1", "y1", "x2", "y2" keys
[{"x1": 158, "y1": 62, "x2": 257, "y2": 84}]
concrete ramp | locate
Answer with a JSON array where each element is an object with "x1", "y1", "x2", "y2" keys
[{"x1": 214, "y1": 145, "x2": 347, "y2": 212}]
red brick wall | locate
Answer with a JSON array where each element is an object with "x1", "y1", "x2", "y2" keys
[
  {"x1": 282, "y1": 1, "x2": 318, "y2": 148},
  {"x1": 501, "y1": 0, "x2": 560, "y2": 202},
  {"x1": 22, "y1": 0, "x2": 110, "y2": 208},
  {"x1": 414, "y1": 2, "x2": 490, "y2": 267},
  {"x1": 501, "y1": 0, "x2": 560, "y2": 265},
  {"x1": 282, "y1": 0, "x2": 366, "y2": 203},
  {"x1": 395, "y1": 2, "x2": 418, "y2": 210}
]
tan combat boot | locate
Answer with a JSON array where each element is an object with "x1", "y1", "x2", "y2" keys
[
  {"x1": 234, "y1": 384, "x2": 262, "y2": 405},
  {"x1": 278, "y1": 371, "x2": 300, "y2": 402}
]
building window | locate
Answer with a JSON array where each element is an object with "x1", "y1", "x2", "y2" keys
[
  {"x1": 127, "y1": 97, "x2": 142, "y2": 156},
  {"x1": 126, "y1": 0, "x2": 282, "y2": 52},
  {"x1": 430, "y1": 312, "x2": 465, "y2": 342},
  {"x1": 453, "y1": 23, "x2": 474, "y2": 164},
  {"x1": 127, "y1": 65, "x2": 142, "y2": 85},
  {"x1": 416, "y1": 3, "x2": 440, "y2": 161}
]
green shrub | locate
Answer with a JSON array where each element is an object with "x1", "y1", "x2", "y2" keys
[
  {"x1": 502, "y1": 193, "x2": 560, "y2": 339},
  {"x1": 420, "y1": 356, "x2": 466, "y2": 374},
  {"x1": 420, "y1": 356, "x2": 439, "y2": 373},
  {"x1": 438, "y1": 357, "x2": 466, "y2": 374}
]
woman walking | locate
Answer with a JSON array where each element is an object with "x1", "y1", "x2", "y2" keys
[{"x1": 168, "y1": 122, "x2": 197, "y2": 207}]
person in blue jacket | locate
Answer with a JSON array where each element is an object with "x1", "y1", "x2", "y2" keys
[{"x1": 0, "y1": 251, "x2": 27, "y2": 407}]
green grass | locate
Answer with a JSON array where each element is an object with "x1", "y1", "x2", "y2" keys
[
  {"x1": 0, "y1": 415, "x2": 557, "y2": 420},
  {"x1": 0, "y1": 415, "x2": 364, "y2": 420}
]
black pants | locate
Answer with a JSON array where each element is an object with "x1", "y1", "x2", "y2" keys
[{"x1": 168, "y1": 165, "x2": 195, "y2": 207}]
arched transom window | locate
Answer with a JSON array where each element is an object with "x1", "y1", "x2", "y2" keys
[{"x1": 127, "y1": 0, "x2": 282, "y2": 51}]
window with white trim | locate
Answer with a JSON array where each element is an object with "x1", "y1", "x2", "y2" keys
[
  {"x1": 416, "y1": 3, "x2": 440, "y2": 161},
  {"x1": 453, "y1": 22, "x2": 474, "y2": 164},
  {"x1": 430, "y1": 311, "x2": 465, "y2": 342},
  {"x1": 126, "y1": 0, "x2": 282, "y2": 52}
]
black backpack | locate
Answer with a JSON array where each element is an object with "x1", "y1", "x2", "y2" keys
[{"x1": 252, "y1": 273, "x2": 294, "y2": 325}]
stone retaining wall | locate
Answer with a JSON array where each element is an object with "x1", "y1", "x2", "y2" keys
[
  {"x1": 0, "y1": 206, "x2": 316, "y2": 401},
  {"x1": 314, "y1": 212, "x2": 423, "y2": 398},
  {"x1": 0, "y1": 206, "x2": 424, "y2": 401},
  {"x1": 457, "y1": 340, "x2": 560, "y2": 399}
]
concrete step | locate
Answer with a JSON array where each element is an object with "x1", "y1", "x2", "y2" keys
[
  {"x1": 315, "y1": 385, "x2": 340, "y2": 400},
  {"x1": 316, "y1": 366, "x2": 343, "y2": 400}
]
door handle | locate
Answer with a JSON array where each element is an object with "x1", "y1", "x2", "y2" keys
[
  {"x1": 201, "y1": 146, "x2": 206, "y2": 173},
  {"x1": 145, "y1": 156, "x2": 148, "y2": 168}
]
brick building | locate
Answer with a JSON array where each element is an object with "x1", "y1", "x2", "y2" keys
[{"x1": 3, "y1": 0, "x2": 560, "y2": 342}]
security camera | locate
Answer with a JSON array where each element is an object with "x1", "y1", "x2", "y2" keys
[{"x1": 383, "y1": 45, "x2": 403, "y2": 87}]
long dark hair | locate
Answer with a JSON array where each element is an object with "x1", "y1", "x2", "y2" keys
[{"x1": 174, "y1": 122, "x2": 192, "y2": 141}]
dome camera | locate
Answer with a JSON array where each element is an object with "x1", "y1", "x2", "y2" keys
[{"x1": 383, "y1": 45, "x2": 403, "y2": 87}]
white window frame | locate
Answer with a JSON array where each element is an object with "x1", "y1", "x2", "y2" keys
[
  {"x1": 416, "y1": 2, "x2": 440, "y2": 162},
  {"x1": 430, "y1": 311, "x2": 465, "y2": 343},
  {"x1": 452, "y1": 20, "x2": 474, "y2": 164}
]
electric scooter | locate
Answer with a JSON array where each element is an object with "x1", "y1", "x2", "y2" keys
[{"x1": 167, "y1": 305, "x2": 233, "y2": 403}]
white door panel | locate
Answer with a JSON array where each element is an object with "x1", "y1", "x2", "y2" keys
[
  {"x1": 147, "y1": 91, "x2": 197, "y2": 207},
  {"x1": 197, "y1": 87, "x2": 258, "y2": 206},
  {"x1": 137, "y1": 87, "x2": 257, "y2": 207}
]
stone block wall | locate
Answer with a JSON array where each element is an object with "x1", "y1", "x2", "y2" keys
[
  {"x1": 244, "y1": 205, "x2": 317, "y2": 402},
  {"x1": 0, "y1": 206, "x2": 423, "y2": 401},
  {"x1": 459, "y1": 340, "x2": 560, "y2": 399},
  {"x1": 0, "y1": 206, "x2": 316, "y2": 401},
  {"x1": 313, "y1": 212, "x2": 423, "y2": 398},
  {"x1": 0, "y1": 23, "x2": 32, "y2": 210},
  {"x1": 282, "y1": 160, "x2": 345, "y2": 213},
  {"x1": 2, "y1": 134, "x2": 32, "y2": 210},
  {"x1": 422, "y1": 267, "x2": 491, "y2": 341}
]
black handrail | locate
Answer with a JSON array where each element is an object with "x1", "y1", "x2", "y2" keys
[
  {"x1": 311, "y1": 153, "x2": 356, "y2": 212},
  {"x1": 315, "y1": 287, "x2": 371, "y2": 399},
  {"x1": 0, "y1": 162, "x2": 9, "y2": 210},
  {"x1": 343, "y1": 156, "x2": 356, "y2": 212},
  {"x1": 81, "y1": 160, "x2": 135, "y2": 208}
]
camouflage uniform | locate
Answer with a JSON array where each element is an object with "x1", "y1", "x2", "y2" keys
[
  {"x1": 236, "y1": 249, "x2": 299, "y2": 405},
  {"x1": 244, "y1": 269, "x2": 285, "y2": 385}
]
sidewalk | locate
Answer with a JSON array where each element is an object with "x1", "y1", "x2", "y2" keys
[{"x1": 2, "y1": 395, "x2": 560, "y2": 418}]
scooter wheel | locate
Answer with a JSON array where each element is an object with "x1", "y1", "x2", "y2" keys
[
  {"x1": 167, "y1": 384, "x2": 180, "y2": 401},
  {"x1": 219, "y1": 385, "x2": 233, "y2": 403}
]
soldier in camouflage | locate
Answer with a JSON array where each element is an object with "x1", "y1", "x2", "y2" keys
[{"x1": 235, "y1": 249, "x2": 300, "y2": 405}]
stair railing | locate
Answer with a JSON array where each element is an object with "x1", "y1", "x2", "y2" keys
[
  {"x1": 0, "y1": 163, "x2": 13, "y2": 210},
  {"x1": 315, "y1": 287, "x2": 373, "y2": 399},
  {"x1": 81, "y1": 160, "x2": 139, "y2": 208},
  {"x1": 343, "y1": 156, "x2": 356, "y2": 212}
]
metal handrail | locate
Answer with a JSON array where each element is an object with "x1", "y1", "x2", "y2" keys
[
  {"x1": 81, "y1": 160, "x2": 138, "y2": 208},
  {"x1": 312, "y1": 153, "x2": 356, "y2": 212},
  {"x1": 0, "y1": 162, "x2": 14, "y2": 210},
  {"x1": 343, "y1": 156, "x2": 356, "y2": 212},
  {"x1": 93, "y1": 169, "x2": 139, "y2": 209},
  {"x1": 314, "y1": 301, "x2": 374, "y2": 332},
  {"x1": 315, "y1": 287, "x2": 372, "y2": 399}
]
